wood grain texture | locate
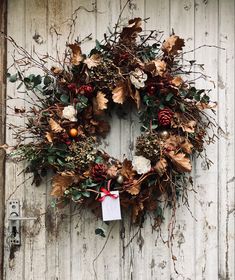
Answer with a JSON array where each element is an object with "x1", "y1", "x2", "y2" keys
[
  {"x1": 3, "y1": 0, "x2": 235, "y2": 279},
  {"x1": 0, "y1": 1, "x2": 7, "y2": 279}
]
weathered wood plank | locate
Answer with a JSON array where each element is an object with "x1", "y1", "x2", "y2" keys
[
  {"x1": 169, "y1": 0, "x2": 196, "y2": 278},
  {"x1": 4, "y1": 0, "x2": 27, "y2": 278},
  {"x1": 218, "y1": 1, "x2": 235, "y2": 279},
  {"x1": 194, "y1": 1, "x2": 219, "y2": 279},
  {"x1": 0, "y1": 0, "x2": 7, "y2": 279}
]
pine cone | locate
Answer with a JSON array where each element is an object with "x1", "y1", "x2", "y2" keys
[
  {"x1": 158, "y1": 108, "x2": 174, "y2": 126},
  {"x1": 91, "y1": 163, "x2": 107, "y2": 182}
]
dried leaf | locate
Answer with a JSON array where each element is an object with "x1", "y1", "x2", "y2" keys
[
  {"x1": 196, "y1": 101, "x2": 217, "y2": 110},
  {"x1": 45, "y1": 132, "x2": 53, "y2": 143},
  {"x1": 49, "y1": 118, "x2": 64, "y2": 133},
  {"x1": 68, "y1": 43, "x2": 83, "y2": 65},
  {"x1": 153, "y1": 60, "x2": 167, "y2": 77},
  {"x1": 162, "y1": 35, "x2": 185, "y2": 55},
  {"x1": 167, "y1": 151, "x2": 192, "y2": 173},
  {"x1": 14, "y1": 107, "x2": 26, "y2": 114},
  {"x1": 96, "y1": 91, "x2": 108, "y2": 110},
  {"x1": 130, "y1": 89, "x2": 141, "y2": 110},
  {"x1": 126, "y1": 180, "x2": 141, "y2": 195},
  {"x1": 51, "y1": 66, "x2": 63, "y2": 75},
  {"x1": 112, "y1": 84, "x2": 126, "y2": 104},
  {"x1": 120, "y1": 17, "x2": 142, "y2": 43},
  {"x1": 154, "y1": 158, "x2": 168, "y2": 176},
  {"x1": 121, "y1": 159, "x2": 136, "y2": 179},
  {"x1": 51, "y1": 173, "x2": 74, "y2": 197},
  {"x1": 107, "y1": 165, "x2": 118, "y2": 178},
  {"x1": 171, "y1": 76, "x2": 183, "y2": 87},
  {"x1": 182, "y1": 120, "x2": 197, "y2": 133},
  {"x1": 132, "y1": 201, "x2": 144, "y2": 223},
  {"x1": 84, "y1": 54, "x2": 101, "y2": 69},
  {"x1": 181, "y1": 139, "x2": 193, "y2": 154},
  {"x1": 164, "y1": 135, "x2": 183, "y2": 151}
]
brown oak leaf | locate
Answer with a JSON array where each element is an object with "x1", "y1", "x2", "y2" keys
[
  {"x1": 112, "y1": 83, "x2": 126, "y2": 104},
  {"x1": 181, "y1": 139, "x2": 193, "y2": 154},
  {"x1": 132, "y1": 201, "x2": 144, "y2": 223},
  {"x1": 96, "y1": 91, "x2": 108, "y2": 110},
  {"x1": 154, "y1": 158, "x2": 168, "y2": 176},
  {"x1": 182, "y1": 120, "x2": 197, "y2": 133},
  {"x1": 121, "y1": 159, "x2": 136, "y2": 179},
  {"x1": 171, "y1": 76, "x2": 184, "y2": 87},
  {"x1": 45, "y1": 132, "x2": 53, "y2": 143},
  {"x1": 84, "y1": 54, "x2": 101, "y2": 69},
  {"x1": 196, "y1": 101, "x2": 217, "y2": 110},
  {"x1": 167, "y1": 151, "x2": 192, "y2": 173},
  {"x1": 120, "y1": 17, "x2": 142, "y2": 43},
  {"x1": 51, "y1": 172, "x2": 78, "y2": 197},
  {"x1": 130, "y1": 89, "x2": 141, "y2": 110},
  {"x1": 153, "y1": 60, "x2": 167, "y2": 77},
  {"x1": 126, "y1": 180, "x2": 141, "y2": 195},
  {"x1": 107, "y1": 165, "x2": 118, "y2": 178},
  {"x1": 68, "y1": 43, "x2": 83, "y2": 65},
  {"x1": 49, "y1": 118, "x2": 64, "y2": 133},
  {"x1": 162, "y1": 35, "x2": 185, "y2": 55}
]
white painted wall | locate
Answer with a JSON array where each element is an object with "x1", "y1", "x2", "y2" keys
[{"x1": 4, "y1": 0, "x2": 234, "y2": 279}]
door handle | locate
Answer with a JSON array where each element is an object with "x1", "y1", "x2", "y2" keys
[{"x1": 8, "y1": 200, "x2": 37, "y2": 246}]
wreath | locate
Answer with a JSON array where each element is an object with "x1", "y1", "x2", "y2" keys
[{"x1": 5, "y1": 17, "x2": 218, "y2": 227}]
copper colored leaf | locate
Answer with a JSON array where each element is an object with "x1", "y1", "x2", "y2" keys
[
  {"x1": 154, "y1": 158, "x2": 168, "y2": 177},
  {"x1": 126, "y1": 180, "x2": 141, "y2": 195},
  {"x1": 45, "y1": 132, "x2": 53, "y2": 143},
  {"x1": 51, "y1": 66, "x2": 63, "y2": 75},
  {"x1": 68, "y1": 43, "x2": 83, "y2": 65},
  {"x1": 162, "y1": 35, "x2": 185, "y2": 55},
  {"x1": 130, "y1": 89, "x2": 141, "y2": 110},
  {"x1": 196, "y1": 101, "x2": 217, "y2": 110},
  {"x1": 112, "y1": 84, "x2": 126, "y2": 104},
  {"x1": 120, "y1": 17, "x2": 142, "y2": 43},
  {"x1": 164, "y1": 135, "x2": 183, "y2": 151},
  {"x1": 49, "y1": 118, "x2": 63, "y2": 133},
  {"x1": 171, "y1": 76, "x2": 183, "y2": 87},
  {"x1": 121, "y1": 159, "x2": 136, "y2": 179},
  {"x1": 84, "y1": 54, "x2": 101, "y2": 69},
  {"x1": 181, "y1": 140, "x2": 193, "y2": 154},
  {"x1": 167, "y1": 151, "x2": 192, "y2": 173},
  {"x1": 153, "y1": 60, "x2": 167, "y2": 77},
  {"x1": 107, "y1": 165, "x2": 118, "y2": 178},
  {"x1": 182, "y1": 120, "x2": 197, "y2": 133},
  {"x1": 51, "y1": 173, "x2": 74, "y2": 197},
  {"x1": 96, "y1": 91, "x2": 108, "y2": 110},
  {"x1": 132, "y1": 201, "x2": 144, "y2": 223}
]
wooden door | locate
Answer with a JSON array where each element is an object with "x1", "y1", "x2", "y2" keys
[{"x1": 2, "y1": 0, "x2": 234, "y2": 279}]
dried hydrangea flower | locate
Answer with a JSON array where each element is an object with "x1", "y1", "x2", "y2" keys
[{"x1": 132, "y1": 155, "x2": 151, "y2": 175}]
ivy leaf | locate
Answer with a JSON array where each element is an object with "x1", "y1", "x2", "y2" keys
[
  {"x1": 81, "y1": 191, "x2": 90, "y2": 198},
  {"x1": 165, "y1": 92, "x2": 174, "y2": 102},
  {"x1": 60, "y1": 94, "x2": 70, "y2": 104}
]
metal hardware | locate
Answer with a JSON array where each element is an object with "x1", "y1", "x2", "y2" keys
[{"x1": 8, "y1": 199, "x2": 37, "y2": 246}]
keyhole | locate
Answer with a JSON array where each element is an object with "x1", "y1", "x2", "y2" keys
[{"x1": 12, "y1": 226, "x2": 17, "y2": 237}]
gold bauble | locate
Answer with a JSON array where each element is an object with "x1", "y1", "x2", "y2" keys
[
  {"x1": 116, "y1": 174, "x2": 124, "y2": 184},
  {"x1": 159, "y1": 130, "x2": 170, "y2": 139}
]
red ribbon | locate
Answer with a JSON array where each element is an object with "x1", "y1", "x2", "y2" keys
[{"x1": 98, "y1": 180, "x2": 119, "y2": 202}]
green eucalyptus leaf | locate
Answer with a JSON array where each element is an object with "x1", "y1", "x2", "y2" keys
[
  {"x1": 60, "y1": 94, "x2": 70, "y2": 104},
  {"x1": 165, "y1": 92, "x2": 174, "y2": 102},
  {"x1": 81, "y1": 191, "x2": 90, "y2": 198}
]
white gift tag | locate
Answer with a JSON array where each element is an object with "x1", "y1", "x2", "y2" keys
[{"x1": 101, "y1": 191, "x2": 122, "y2": 221}]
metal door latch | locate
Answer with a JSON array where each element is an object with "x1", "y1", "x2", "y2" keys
[{"x1": 8, "y1": 199, "x2": 37, "y2": 246}]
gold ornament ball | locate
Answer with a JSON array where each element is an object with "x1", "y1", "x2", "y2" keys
[
  {"x1": 69, "y1": 128, "x2": 78, "y2": 138},
  {"x1": 116, "y1": 174, "x2": 124, "y2": 184},
  {"x1": 159, "y1": 130, "x2": 170, "y2": 139}
]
